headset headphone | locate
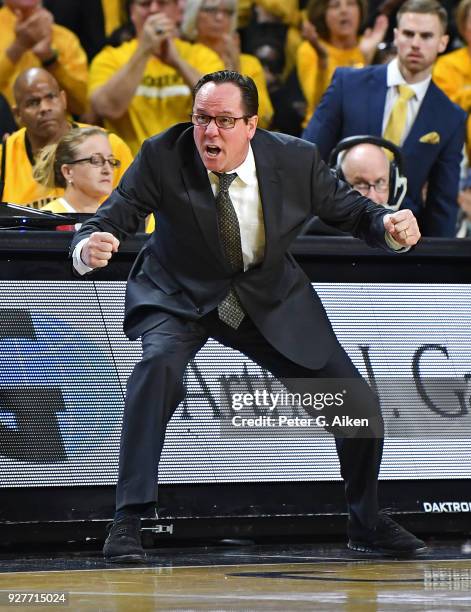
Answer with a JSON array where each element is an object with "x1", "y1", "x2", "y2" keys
[{"x1": 328, "y1": 135, "x2": 407, "y2": 211}]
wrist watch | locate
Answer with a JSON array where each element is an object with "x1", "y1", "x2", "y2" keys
[{"x1": 41, "y1": 49, "x2": 59, "y2": 68}]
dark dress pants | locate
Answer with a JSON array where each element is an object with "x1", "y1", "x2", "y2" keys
[{"x1": 116, "y1": 310, "x2": 384, "y2": 531}]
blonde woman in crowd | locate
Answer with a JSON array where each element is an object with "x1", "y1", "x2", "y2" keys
[
  {"x1": 181, "y1": 0, "x2": 274, "y2": 128},
  {"x1": 34, "y1": 127, "x2": 118, "y2": 215},
  {"x1": 297, "y1": 0, "x2": 388, "y2": 126}
]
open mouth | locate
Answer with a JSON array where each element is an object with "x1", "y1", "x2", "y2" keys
[{"x1": 206, "y1": 145, "x2": 221, "y2": 157}]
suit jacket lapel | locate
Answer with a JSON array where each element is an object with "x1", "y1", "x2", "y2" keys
[
  {"x1": 403, "y1": 81, "x2": 436, "y2": 151},
  {"x1": 251, "y1": 132, "x2": 282, "y2": 270},
  {"x1": 180, "y1": 141, "x2": 227, "y2": 267},
  {"x1": 368, "y1": 67, "x2": 388, "y2": 135}
]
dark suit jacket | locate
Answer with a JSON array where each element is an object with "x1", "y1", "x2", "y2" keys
[
  {"x1": 71, "y1": 124, "x2": 394, "y2": 369},
  {"x1": 302, "y1": 65, "x2": 466, "y2": 237}
]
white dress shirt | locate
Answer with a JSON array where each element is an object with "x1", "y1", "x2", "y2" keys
[{"x1": 382, "y1": 57, "x2": 431, "y2": 145}]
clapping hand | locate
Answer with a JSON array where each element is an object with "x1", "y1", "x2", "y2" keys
[
  {"x1": 302, "y1": 20, "x2": 328, "y2": 69},
  {"x1": 359, "y1": 14, "x2": 389, "y2": 64}
]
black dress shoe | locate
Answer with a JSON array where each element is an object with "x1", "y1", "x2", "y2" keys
[
  {"x1": 103, "y1": 516, "x2": 146, "y2": 563},
  {"x1": 348, "y1": 512, "x2": 426, "y2": 556}
]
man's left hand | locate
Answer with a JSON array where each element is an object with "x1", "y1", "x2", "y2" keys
[{"x1": 383, "y1": 209, "x2": 421, "y2": 246}]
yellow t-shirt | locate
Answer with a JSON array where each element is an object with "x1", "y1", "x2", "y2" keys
[
  {"x1": 41, "y1": 197, "x2": 75, "y2": 213},
  {"x1": 89, "y1": 38, "x2": 224, "y2": 155},
  {"x1": 238, "y1": 0, "x2": 301, "y2": 28},
  {"x1": 433, "y1": 47, "x2": 471, "y2": 112},
  {"x1": 239, "y1": 53, "x2": 273, "y2": 129},
  {"x1": 0, "y1": 6, "x2": 88, "y2": 116},
  {"x1": 0, "y1": 124, "x2": 133, "y2": 209},
  {"x1": 297, "y1": 39, "x2": 365, "y2": 127}
]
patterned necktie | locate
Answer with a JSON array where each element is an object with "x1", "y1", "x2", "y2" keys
[
  {"x1": 214, "y1": 172, "x2": 245, "y2": 329},
  {"x1": 383, "y1": 84, "x2": 415, "y2": 146}
]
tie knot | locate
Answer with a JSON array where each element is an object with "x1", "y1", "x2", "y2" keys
[
  {"x1": 214, "y1": 172, "x2": 237, "y2": 192},
  {"x1": 398, "y1": 84, "x2": 415, "y2": 101}
]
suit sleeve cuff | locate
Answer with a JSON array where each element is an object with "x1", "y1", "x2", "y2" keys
[
  {"x1": 384, "y1": 231, "x2": 411, "y2": 253},
  {"x1": 72, "y1": 238, "x2": 94, "y2": 275}
]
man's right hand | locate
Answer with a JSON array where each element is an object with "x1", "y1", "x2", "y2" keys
[{"x1": 81, "y1": 232, "x2": 120, "y2": 269}]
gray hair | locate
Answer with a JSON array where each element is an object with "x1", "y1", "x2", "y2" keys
[{"x1": 181, "y1": 0, "x2": 238, "y2": 41}]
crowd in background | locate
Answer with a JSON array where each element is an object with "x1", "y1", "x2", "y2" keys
[{"x1": 0, "y1": 0, "x2": 470, "y2": 237}]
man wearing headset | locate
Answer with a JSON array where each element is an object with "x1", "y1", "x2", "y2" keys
[
  {"x1": 331, "y1": 135, "x2": 408, "y2": 211},
  {"x1": 305, "y1": 135, "x2": 408, "y2": 236}
]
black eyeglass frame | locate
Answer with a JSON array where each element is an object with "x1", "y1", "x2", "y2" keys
[
  {"x1": 190, "y1": 113, "x2": 251, "y2": 129},
  {"x1": 65, "y1": 154, "x2": 121, "y2": 168}
]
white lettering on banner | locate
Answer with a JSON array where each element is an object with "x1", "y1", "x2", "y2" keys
[
  {"x1": 423, "y1": 501, "x2": 471, "y2": 512},
  {"x1": 135, "y1": 84, "x2": 191, "y2": 99},
  {"x1": 1, "y1": 281, "x2": 471, "y2": 487}
]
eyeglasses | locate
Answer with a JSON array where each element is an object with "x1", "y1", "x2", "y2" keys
[
  {"x1": 66, "y1": 154, "x2": 121, "y2": 168},
  {"x1": 190, "y1": 113, "x2": 249, "y2": 129},
  {"x1": 200, "y1": 6, "x2": 235, "y2": 17},
  {"x1": 351, "y1": 179, "x2": 389, "y2": 196}
]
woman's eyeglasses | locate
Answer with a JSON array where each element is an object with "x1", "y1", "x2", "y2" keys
[{"x1": 67, "y1": 154, "x2": 121, "y2": 168}]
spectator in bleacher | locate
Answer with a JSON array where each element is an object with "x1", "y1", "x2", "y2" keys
[
  {"x1": 238, "y1": 0, "x2": 302, "y2": 81},
  {"x1": 88, "y1": 0, "x2": 223, "y2": 155},
  {"x1": 237, "y1": 0, "x2": 300, "y2": 30},
  {"x1": 297, "y1": 0, "x2": 389, "y2": 127},
  {"x1": 41, "y1": 1, "x2": 123, "y2": 62},
  {"x1": 34, "y1": 126, "x2": 117, "y2": 214},
  {"x1": 305, "y1": 136, "x2": 407, "y2": 234},
  {"x1": 433, "y1": 0, "x2": 471, "y2": 111},
  {"x1": 0, "y1": 68, "x2": 132, "y2": 208},
  {"x1": 336, "y1": 140, "x2": 407, "y2": 208},
  {"x1": 0, "y1": 0, "x2": 88, "y2": 116},
  {"x1": 432, "y1": 0, "x2": 471, "y2": 186},
  {"x1": 303, "y1": 0, "x2": 466, "y2": 237},
  {"x1": 181, "y1": 0, "x2": 273, "y2": 128}
]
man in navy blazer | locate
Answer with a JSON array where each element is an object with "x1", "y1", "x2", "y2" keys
[
  {"x1": 70, "y1": 70, "x2": 424, "y2": 562},
  {"x1": 303, "y1": 0, "x2": 466, "y2": 238}
]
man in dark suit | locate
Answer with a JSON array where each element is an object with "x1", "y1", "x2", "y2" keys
[
  {"x1": 303, "y1": 0, "x2": 466, "y2": 238},
  {"x1": 70, "y1": 70, "x2": 424, "y2": 562}
]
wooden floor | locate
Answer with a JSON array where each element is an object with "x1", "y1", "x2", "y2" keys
[{"x1": 0, "y1": 541, "x2": 470, "y2": 611}]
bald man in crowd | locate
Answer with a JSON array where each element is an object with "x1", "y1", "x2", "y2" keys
[
  {"x1": 0, "y1": 68, "x2": 132, "y2": 208},
  {"x1": 0, "y1": 0, "x2": 88, "y2": 116},
  {"x1": 340, "y1": 144, "x2": 392, "y2": 207}
]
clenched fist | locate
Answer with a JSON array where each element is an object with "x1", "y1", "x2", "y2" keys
[
  {"x1": 383, "y1": 209, "x2": 421, "y2": 247},
  {"x1": 81, "y1": 232, "x2": 120, "y2": 269}
]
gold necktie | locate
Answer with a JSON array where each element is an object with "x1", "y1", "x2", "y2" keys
[
  {"x1": 214, "y1": 172, "x2": 245, "y2": 329},
  {"x1": 383, "y1": 84, "x2": 415, "y2": 146}
]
